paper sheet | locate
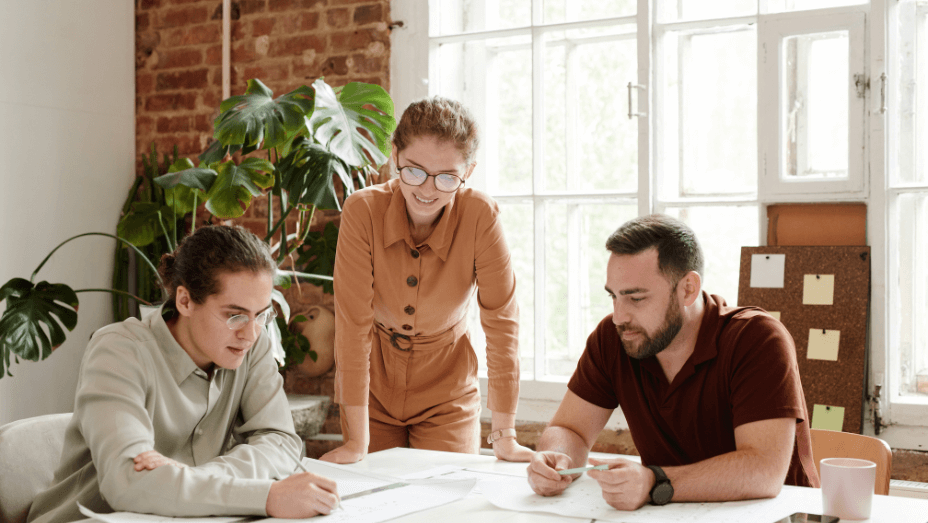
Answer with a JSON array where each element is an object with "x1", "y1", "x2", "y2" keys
[
  {"x1": 750, "y1": 254, "x2": 786, "y2": 288},
  {"x1": 812, "y1": 404, "x2": 845, "y2": 432},
  {"x1": 803, "y1": 274, "x2": 835, "y2": 305},
  {"x1": 768, "y1": 311, "x2": 781, "y2": 321},
  {"x1": 78, "y1": 505, "x2": 247, "y2": 523},
  {"x1": 807, "y1": 329, "x2": 840, "y2": 361},
  {"x1": 479, "y1": 474, "x2": 800, "y2": 523}
]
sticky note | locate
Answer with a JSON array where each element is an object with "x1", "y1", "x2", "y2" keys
[
  {"x1": 768, "y1": 311, "x2": 781, "y2": 320},
  {"x1": 750, "y1": 254, "x2": 786, "y2": 288},
  {"x1": 803, "y1": 274, "x2": 835, "y2": 305},
  {"x1": 808, "y1": 329, "x2": 840, "y2": 361},
  {"x1": 812, "y1": 404, "x2": 845, "y2": 432}
]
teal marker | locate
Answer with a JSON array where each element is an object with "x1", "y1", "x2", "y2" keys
[{"x1": 558, "y1": 464, "x2": 610, "y2": 475}]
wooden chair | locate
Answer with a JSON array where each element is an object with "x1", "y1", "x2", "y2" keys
[
  {"x1": 0, "y1": 413, "x2": 71, "y2": 523},
  {"x1": 811, "y1": 428, "x2": 893, "y2": 495}
]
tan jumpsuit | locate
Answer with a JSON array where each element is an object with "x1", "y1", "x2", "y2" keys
[{"x1": 333, "y1": 178, "x2": 520, "y2": 453}]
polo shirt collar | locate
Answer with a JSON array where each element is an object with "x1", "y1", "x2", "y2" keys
[
  {"x1": 381, "y1": 178, "x2": 457, "y2": 262},
  {"x1": 640, "y1": 291, "x2": 720, "y2": 384},
  {"x1": 149, "y1": 304, "x2": 207, "y2": 385}
]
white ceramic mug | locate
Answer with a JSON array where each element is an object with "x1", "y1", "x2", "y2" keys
[{"x1": 820, "y1": 457, "x2": 877, "y2": 520}]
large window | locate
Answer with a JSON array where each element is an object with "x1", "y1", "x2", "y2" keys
[{"x1": 392, "y1": 0, "x2": 928, "y2": 444}]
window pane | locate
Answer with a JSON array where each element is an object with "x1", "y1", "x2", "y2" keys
[
  {"x1": 782, "y1": 31, "x2": 849, "y2": 180},
  {"x1": 663, "y1": 206, "x2": 759, "y2": 307},
  {"x1": 470, "y1": 201, "x2": 535, "y2": 379},
  {"x1": 766, "y1": 0, "x2": 868, "y2": 14},
  {"x1": 437, "y1": 37, "x2": 533, "y2": 195},
  {"x1": 893, "y1": 4, "x2": 928, "y2": 185},
  {"x1": 543, "y1": 0, "x2": 635, "y2": 24},
  {"x1": 435, "y1": 0, "x2": 531, "y2": 35},
  {"x1": 890, "y1": 193, "x2": 928, "y2": 397},
  {"x1": 657, "y1": 0, "x2": 756, "y2": 22},
  {"x1": 545, "y1": 28, "x2": 637, "y2": 193},
  {"x1": 544, "y1": 201, "x2": 638, "y2": 378},
  {"x1": 660, "y1": 28, "x2": 757, "y2": 198}
]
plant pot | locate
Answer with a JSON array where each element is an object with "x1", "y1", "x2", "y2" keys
[{"x1": 291, "y1": 305, "x2": 335, "y2": 377}]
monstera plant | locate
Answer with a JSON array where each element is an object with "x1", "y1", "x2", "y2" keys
[{"x1": 0, "y1": 77, "x2": 395, "y2": 378}]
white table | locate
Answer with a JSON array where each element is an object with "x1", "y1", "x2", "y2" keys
[{"x1": 355, "y1": 448, "x2": 928, "y2": 523}]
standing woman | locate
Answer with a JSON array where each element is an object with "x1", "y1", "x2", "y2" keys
[{"x1": 321, "y1": 97, "x2": 532, "y2": 463}]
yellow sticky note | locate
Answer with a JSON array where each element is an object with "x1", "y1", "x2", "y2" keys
[
  {"x1": 768, "y1": 311, "x2": 781, "y2": 321},
  {"x1": 812, "y1": 404, "x2": 845, "y2": 432},
  {"x1": 803, "y1": 274, "x2": 835, "y2": 305},
  {"x1": 808, "y1": 329, "x2": 840, "y2": 361}
]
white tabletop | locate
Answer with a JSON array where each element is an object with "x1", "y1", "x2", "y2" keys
[{"x1": 356, "y1": 448, "x2": 928, "y2": 523}]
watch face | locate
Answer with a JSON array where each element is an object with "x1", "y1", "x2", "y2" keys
[{"x1": 652, "y1": 482, "x2": 674, "y2": 505}]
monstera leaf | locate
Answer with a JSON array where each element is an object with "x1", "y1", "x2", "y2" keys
[
  {"x1": 198, "y1": 140, "x2": 243, "y2": 166},
  {"x1": 0, "y1": 278, "x2": 79, "y2": 376},
  {"x1": 116, "y1": 202, "x2": 174, "y2": 247},
  {"x1": 204, "y1": 158, "x2": 275, "y2": 218},
  {"x1": 154, "y1": 159, "x2": 217, "y2": 215},
  {"x1": 276, "y1": 139, "x2": 347, "y2": 211},
  {"x1": 214, "y1": 79, "x2": 315, "y2": 150},
  {"x1": 309, "y1": 79, "x2": 396, "y2": 168}
]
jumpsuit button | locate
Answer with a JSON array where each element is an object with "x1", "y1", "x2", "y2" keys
[
  {"x1": 407, "y1": 276, "x2": 418, "y2": 287},
  {"x1": 404, "y1": 305, "x2": 415, "y2": 315},
  {"x1": 402, "y1": 324, "x2": 413, "y2": 331},
  {"x1": 411, "y1": 249, "x2": 420, "y2": 258}
]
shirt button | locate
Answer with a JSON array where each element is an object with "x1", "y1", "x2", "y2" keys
[
  {"x1": 404, "y1": 306, "x2": 415, "y2": 315},
  {"x1": 402, "y1": 324, "x2": 413, "y2": 331},
  {"x1": 411, "y1": 249, "x2": 420, "y2": 258},
  {"x1": 407, "y1": 276, "x2": 418, "y2": 287}
]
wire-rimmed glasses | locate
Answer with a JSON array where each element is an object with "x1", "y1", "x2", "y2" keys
[
  {"x1": 397, "y1": 166, "x2": 465, "y2": 192},
  {"x1": 222, "y1": 308, "x2": 277, "y2": 330}
]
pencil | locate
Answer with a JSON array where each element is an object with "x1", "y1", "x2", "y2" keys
[
  {"x1": 278, "y1": 442, "x2": 342, "y2": 511},
  {"x1": 557, "y1": 464, "x2": 610, "y2": 475}
]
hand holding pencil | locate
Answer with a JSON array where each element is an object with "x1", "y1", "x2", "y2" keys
[{"x1": 266, "y1": 443, "x2": 341, "y2": 518}]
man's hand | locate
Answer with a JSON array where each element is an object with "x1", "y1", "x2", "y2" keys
[
  {"x1": 586, "y1": 457, "x2": 654, "y2": 511},
  {"x1": 527, "y1": 451, "x2": 575, "y2": 496},
  {"x1": 267, "y1": 472, "x2": 339, "y2": 518},
  {"x1": 319, "y1": 441, "x2": 366, "y2": 464},
  {"x1": 133, "y1": 450, "x2": 187, "y2": 472},
  {"x1": 492, "y1": 437, "x2": 534, "y2": 462}
]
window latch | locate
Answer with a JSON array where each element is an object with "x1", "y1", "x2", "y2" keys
[
  {"x1": 627, "y1": 82, "x2": 647, "y2": 119},
  {"x1": 853, "y1": 74, "x2": 869, "y2": 99}
]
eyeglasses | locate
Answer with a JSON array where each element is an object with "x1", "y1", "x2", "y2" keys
[
  {"x1": 397, "y1": 166, "x2": 465, "y2": 193},
  {"x1": 222, "y1": 308, "x2": 278, "y2": 330}
]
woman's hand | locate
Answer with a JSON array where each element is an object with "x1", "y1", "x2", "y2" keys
[
  {"x1": 133, "y1": 450, "x2": 187, "y2": 471},
  {"x1": 320, "y1": 441, "x2": 367, "y2": 464},
  {"x1": 492, "y1": 437, "x2": 534, "y2": 462},
  {"x1": 267, "y1": 472, "x2": 340, "y2": 518}
]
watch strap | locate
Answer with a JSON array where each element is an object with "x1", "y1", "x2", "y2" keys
[
  {"x1": 486, "y1": 428, "x2": 517, "y2": 444},
  {"x1": 648, "y1": 465, "x2": 669, "y2": 483}
]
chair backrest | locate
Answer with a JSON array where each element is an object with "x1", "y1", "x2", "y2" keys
[
  {"x1": 810, "y1": 428, "x2": 892, "y2": 495},
  {"x1": 0, "y1": 413, "x2": 72, "y2": 523}
]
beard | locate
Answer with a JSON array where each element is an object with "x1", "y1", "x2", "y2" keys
[{"x1": 616, "y1": 297, "x2": 684, "y2": 360}]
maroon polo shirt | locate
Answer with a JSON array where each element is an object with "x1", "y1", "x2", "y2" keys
[{"x1": 568, "y1": 292, "x2": 818, "y2": 487}]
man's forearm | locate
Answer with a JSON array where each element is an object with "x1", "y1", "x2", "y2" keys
[
  {"x1": 537, "y1": 425, "x2": 592, "y2": 470},
  {"x1": 664, "y1": 447, "x2": 788, "y2": 502}
]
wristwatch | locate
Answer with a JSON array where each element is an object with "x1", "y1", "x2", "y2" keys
[
  {"x1": 647, "y1": 465, "x2": 674, "y2": 506},
  {"x1": 486, "y1": 428, "x2": 517, "y2": 445}
]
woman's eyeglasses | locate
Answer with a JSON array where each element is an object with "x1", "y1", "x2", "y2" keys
[
  {"x1": 223, "y1": 308, "x2": 278, "y2": 330},
  {"x1": 397, "y1": 166, "x2": 464, "y2": 193}
]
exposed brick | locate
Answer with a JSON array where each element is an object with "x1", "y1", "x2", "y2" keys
[
  {"x1": 145, "y1": 92, "x2": 198, "y2": 111},
  {"x1": 268, "y1": 0, "x2": 298, "y2": 11},
  {"x1": 153, "y1": 134, "x2": 203, "y2": 157},
  {"x1": 232, "y1": 41, "x2": 259, "y2": 63},
  {"x1": 350, "y1": 53, "x2": 383, "y2": 74},
  {"x1": 239, "y1": 0, "x2": 268, "y2": 14},
  {"x1": 210, "y1": 1, "x2": 241, "y2": 20},
  {"x1": 321, "y1": 56, "x2": 349, "y2": 76},
  {"x1": 137, "y1": 12, "x2": 150, "y2": 31},
  {"x1": 326, "y1": 8, "x2": 350, "y2": 29},
  {"x1": 243, "y1": 63, "x2": 291, "y2": 83},
  {"x1": 353, "y1": 4, "x2": 382, "y2": 25},
  {"x1": 162, "y1": 24, "x2": 222, "y2": 46},
  {"x1": 162, "y1": 6, "x2": 209, "y2": 28},
  {"x1": 166, "y1": 0, "x2": 205, "y2": 4},
  {"x1": 298, "y1": 0, "x2": 326, "y2": 8},
  {"x1": 205, "y1": 44, "x2": 223, "y2": 65},
  {"x1": 139, "y1": 0, "x2": 161, "y2": 10},
  {"x1": 195, "y1": 113, "x2": 215, "y2": 133},
  {"x1": 137, "y1": 115, "x2": 156, "y2": 137},
  {"x1": 252, "y1": 17, "x2": 276, "y2": 36},
  {"x1": 137, "y1": 73, "x2": 154, "y2": 96},
  {"x1": 329, "y1": 28, "x2": 386, "y2": 53},
  {"x1": 156, "y1": 115, "x2": 193, "y2": 134},
  {"x1": 202, "y1": 89, "x2": 223, "y2": 111},
  {"x1": 269, "y1": 34, "x2": 326, "y2": 58},
  {"x1": 155, "y1": 48, "x2": 203, "y2": 69},
  {"x1": 300, "y1": 11, "x2": 320, "y2": 30},
  {"x1": 232, "y1": 20, "x2": 246, "y2": 40},
  {"x1": 156, "y1": 69, "x2": 210, "y2": 91}
]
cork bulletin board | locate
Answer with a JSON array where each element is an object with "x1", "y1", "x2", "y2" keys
[{"x1": 737, "y1": 246, "x2": 870, "y2": 434}]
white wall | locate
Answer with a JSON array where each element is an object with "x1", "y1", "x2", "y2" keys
[{"x1": 0, "y1": 0, "x2": 135, "y2": 425}]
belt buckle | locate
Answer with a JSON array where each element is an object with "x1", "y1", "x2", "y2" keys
[{"x1": 390, "y1": 331, "x2": 412, "y2": 351}]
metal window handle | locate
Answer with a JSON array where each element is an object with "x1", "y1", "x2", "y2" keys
[
  {"x1": 627, "y1": 82, "x2": 647, "y2": 119},
  {"x1": 879, "y1": 73, "x2": 887, "y2": 115}
]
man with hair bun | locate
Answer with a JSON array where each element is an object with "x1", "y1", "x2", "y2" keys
[
  {"x1": 323, "y1": 97, "x2": 533, "y2": 464},
  {"x1": 527, "y1": 214, "x2": 819, "y2": 511},
  {"x1": 29, "y1": 225, "x2": 338, "y2": 523}
]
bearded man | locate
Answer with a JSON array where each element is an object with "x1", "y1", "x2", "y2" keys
[{"x1": 527, "y1": 214, "x2": 819, "y2": 511}]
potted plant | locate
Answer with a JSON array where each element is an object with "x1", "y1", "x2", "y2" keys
[{"x1": 0, "y1": 77, "x2": 395, "y2": 378}]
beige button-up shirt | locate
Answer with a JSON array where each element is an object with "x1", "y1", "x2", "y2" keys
[
  {"x1": 27, "y1": 306, "x2": 301, "y2": 523},
  {"x1": 334, "y1": 179, "x2": 520, "y2": 414}
]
